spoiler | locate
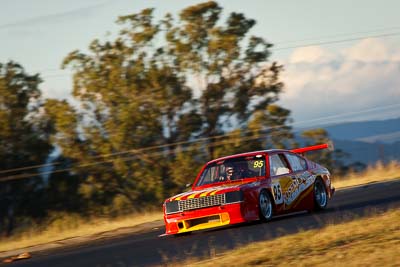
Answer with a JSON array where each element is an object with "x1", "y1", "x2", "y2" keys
[{"x1": 290, "y1": 142, "x2": 334, "y2": 154}]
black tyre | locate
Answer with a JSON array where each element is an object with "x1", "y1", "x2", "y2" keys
[
  {"x1": 259, "y1": 190, "x2": 273, "y2": 221},
  {"x1": 314, "y1": 178, "x2": 328, "y2": 210}
]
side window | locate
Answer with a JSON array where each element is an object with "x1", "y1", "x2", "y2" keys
[
  {"x1": 269, "y1": 154, "x2": 290, "y2": 176},
  {"x1": 286, "y1": 153, "x2": 307, "y2": 172}
]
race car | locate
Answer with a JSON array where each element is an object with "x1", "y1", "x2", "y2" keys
[{"x1": 163, "y1": 143, "x2": 335, "y2": 235}]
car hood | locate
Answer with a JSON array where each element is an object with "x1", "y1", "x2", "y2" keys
[{"x1": 166, "y1": 180, "x2": 255, "y2": 202}]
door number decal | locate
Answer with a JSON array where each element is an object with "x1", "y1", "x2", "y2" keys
[{"x1": 272, "y1": 182, "x2": 283, "y2": 204}]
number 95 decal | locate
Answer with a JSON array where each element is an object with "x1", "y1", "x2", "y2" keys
[
  {"x1": 272, "y1": 182, "x2": 283, "y2": 204},
  {"x1": 253, "y1": 160, "x2": 264, "y2": 168}
]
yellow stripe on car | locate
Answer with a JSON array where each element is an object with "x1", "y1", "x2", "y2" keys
[
  {"x1": 200, "y1": 191, "x2": 209, "y2": 197},
  {"x1": 174, "y1": 194, "x2": 187, "y2": 201},
  {"x1": 210, "y1": 190, "x2": 219, "y2": 196},
  {"x1": 187, "y1": 193, "x2": 198, "y2": 199}
]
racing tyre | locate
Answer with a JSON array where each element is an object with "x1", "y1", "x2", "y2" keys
[
  {"x1": 314, "y1": 178, "x2": 328, "y2": 210},
  {"x1": 259, "y1": 190, "x2": 273, "y2": 222}
]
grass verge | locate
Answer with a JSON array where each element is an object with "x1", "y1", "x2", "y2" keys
[
  {"x1": 183, "y1": 209, "x2": 400, "y2": 266},
  {"x1": 0, "y1": 211, "x2": 163, "y2": 253},
  {"x1": 334, "y1": 161, "x2": 400, "y2": 189}
]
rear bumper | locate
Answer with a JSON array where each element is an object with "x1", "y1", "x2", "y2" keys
[{"x1": 164, "y1": 203, "x2": 245, "y2": 235}]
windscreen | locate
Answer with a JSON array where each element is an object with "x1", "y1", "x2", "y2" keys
[{"x1": 195, "y1": 155, "x2": 265, "y2": 186}]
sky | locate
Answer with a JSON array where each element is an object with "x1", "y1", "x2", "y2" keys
[{"x1": 1, "y1": 0, "x2": 400, "y2": 127}]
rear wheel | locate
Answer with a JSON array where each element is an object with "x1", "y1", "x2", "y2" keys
[
  {"x1": 314, "y1": 178, "x2": 328, "y2": 210},
  {"x1": 259, "y1": 190, "x2": 273, "y2": 221}
]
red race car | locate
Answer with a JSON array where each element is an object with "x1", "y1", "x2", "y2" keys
[{"x1": 163, "y1": 144, "x2": 335, "y2": 235}]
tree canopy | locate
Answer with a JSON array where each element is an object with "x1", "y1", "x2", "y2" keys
[
  {"x1": 46, "y1": 1, "x2": 288, "y2": 212},
  {"x1": 0, "y1": 61, "x2": 52, "y2": 235}
]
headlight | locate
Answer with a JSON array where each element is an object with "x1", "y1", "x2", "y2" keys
[
  {"x1": 165, "y1": 201, "x2": 179, "y2": 214},
  {"x1": 225, "y1": 190, "x2": 244, "y2": 203}
]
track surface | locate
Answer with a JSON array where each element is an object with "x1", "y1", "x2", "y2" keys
[{"x1": 5, "y1": 180, "x2": 400, "y2": 267}]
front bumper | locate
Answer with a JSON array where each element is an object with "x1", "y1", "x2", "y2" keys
[{"x1": 164, "y1": 203, "x2": 245, "y2": 235}]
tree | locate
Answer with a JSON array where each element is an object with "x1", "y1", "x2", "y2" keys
[
  {"x1": 246, "y1": 104, "x2": 295, "y2": 150},
  {"x1": 301, "y1": 128, "x2": 348, "y2": 174},
  {"x1": 301, "y1": 128, "x2": 333, "y2": 168},
  {"x1": 164, "y1": 2, "x2": 285, "y2": 158},
  {"x1": 45, "y1": 1, "x2": 290, "y2": 214},
  {"x1": 212, "y1": 105, "x2": 295, "y2": 158},
  {"x1": 0, "y1": 61, "x2": 52, "y2": 236}
]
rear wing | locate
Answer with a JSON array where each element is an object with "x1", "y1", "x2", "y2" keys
[{"x1": 290, "y1": 142, "x2": 334, "y2": 155}]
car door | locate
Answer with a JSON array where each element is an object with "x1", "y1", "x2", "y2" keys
[{"x1": 283, "y1": 152, "x2": 315, "y2": 211}]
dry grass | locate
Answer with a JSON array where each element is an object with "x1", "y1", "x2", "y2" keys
[
  {"x1": 334, "y1": 161, "x2": 400, "y2": 189},
  {"x1": 183, "y1": 209, "x2": 400, "y2": 267},
  {"x1": 0, "y1": 211, "x2": 163, "y2": 252}
]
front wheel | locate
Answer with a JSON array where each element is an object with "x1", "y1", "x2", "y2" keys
[
  {"x1": 314, "y1": 178, "x2": 328, "y2": 210},
  {"x1": 259, "y1": 190, "x2": 273, "y2": 221}
]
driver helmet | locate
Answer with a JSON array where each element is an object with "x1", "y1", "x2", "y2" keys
[{"x1": 226, "y1": 166, "x2": 234, "y2": 180}]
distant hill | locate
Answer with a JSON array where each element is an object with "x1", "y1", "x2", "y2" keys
[
  {"x1": 295, "y1": 118, "x2": 400, "y2": 165},
  {"x1": 333, "y1": 140, "x2": 400, "y2": 165},
  {"x1": 322, "y1": 118, "x2": 400, "y2": 143}
]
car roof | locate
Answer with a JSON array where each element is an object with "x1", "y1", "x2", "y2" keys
[{"x1": 207, "y1": 149, "x2": 291, "y2": 164}]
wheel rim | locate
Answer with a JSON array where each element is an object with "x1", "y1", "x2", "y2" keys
[
  {"x1": 315, "y1": 181, "x2": 327, "y2": 207},
  {"x1": 260, "y1": 192, "x2": 272, "y2": 219}
]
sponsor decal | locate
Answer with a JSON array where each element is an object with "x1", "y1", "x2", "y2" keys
[{"x1": 284, "y1": 174, "x2": 316, "y2": 205}]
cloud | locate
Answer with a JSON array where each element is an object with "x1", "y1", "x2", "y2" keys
[
  {"x1": 289, "y1": 46, "x2": 336, "y2": 64},
  {"x1": 279, "y1": 38, "x2": 400, "y2": 127},
  {"x1": 344, "y1": 38, "x2": 391, "y2": 62}
]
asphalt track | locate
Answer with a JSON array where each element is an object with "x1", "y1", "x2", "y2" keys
[{"x1": 4, "y1": 179, "x2": 400, "y2": 267}]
